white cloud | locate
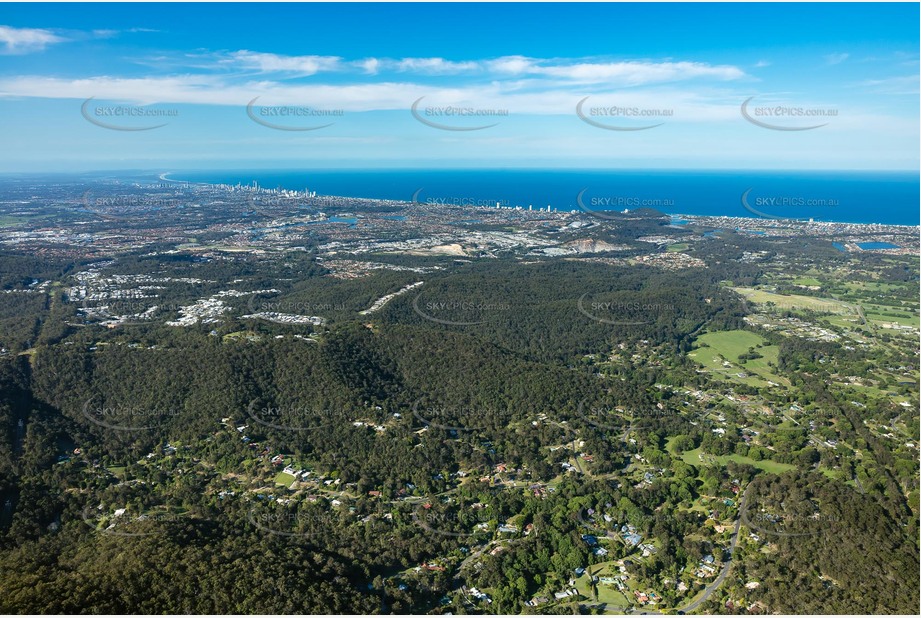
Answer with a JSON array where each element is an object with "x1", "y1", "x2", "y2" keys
[
  {"x1": 485, "y1": 55, "x2": 538, "y2": 75},
  {"x1": 0, "y1": 25, "x2": 66, "y2": 54},
  {"x1": 392, "y1": 57, "x2": 479, "y2": 73},
  {"x1": 212, "y1": 51, "x2": 746, "y2": 86},
  {"x1": 0, "y1": 74, "x2": 427, "y2": 110},
  {"x1": 825, "y1": 53, "x2": 849, "y2": 65},
  {"x1": 0, "y1": 73, "x2": 754, "y2": 122},
  {"x1": 533, "y1": 60, "x2": 745, "y2": 85},
  {"x1": 212, "y1": 53, "x2": 481, "y2": 76},
  {"x1": 227, "y1": 51, "x2": 343, "y2": 75},
  {"x1": 858, "y1": 75, "x2": 919, "y2": 95},
  {"x1": 357, "y1": 58, "x2": 381, "y2": 74},
  {"x1": 479, "y1": 56, "x2": 745, "y2": 85}
]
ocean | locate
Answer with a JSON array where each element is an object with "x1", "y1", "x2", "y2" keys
[{"x1": 167, "y1": 169, "x2": 920, "y2": 226}]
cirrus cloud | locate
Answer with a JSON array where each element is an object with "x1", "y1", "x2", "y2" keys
[{"x1": 0, "y1": 25, "x2": 66, "y2": 54}]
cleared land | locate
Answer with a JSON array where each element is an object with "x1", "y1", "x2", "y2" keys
[
  {"x1": 733, "y1": 287, "x2": 858, "y2": 315},
  {"x1": 665, "y1": 439, "x2": 795, "y2": 475},
  {"x1": 687, "y1": 330, "x2": 788, "y2": 387}
]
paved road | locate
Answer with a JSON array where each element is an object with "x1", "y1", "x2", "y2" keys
[
  {"x1": 673, "y1": 486, "x2": 749, "y2": 614},
  {"x1": 600, "y1": 486, "x2": 750, "y2": 616}
]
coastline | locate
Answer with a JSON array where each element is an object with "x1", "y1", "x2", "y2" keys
[
  {"x1": 156, "y1": 171, "x2": 921, "y2": 232},
  {"x1": 668, "y1": 213, "x2": 920, "y2": 232}
]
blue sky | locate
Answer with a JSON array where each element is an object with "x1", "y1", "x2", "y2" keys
[{"x1": 0, "y1": 2, "x2": 918, "y2": 171}]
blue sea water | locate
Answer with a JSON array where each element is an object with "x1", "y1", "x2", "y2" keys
[{"x1": 169, "y1": 169, "x2": 920, "y2": 226}]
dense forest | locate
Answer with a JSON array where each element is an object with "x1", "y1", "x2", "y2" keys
[{"x1": 0, "y1": 237, "x2": 918, "y2": 614}]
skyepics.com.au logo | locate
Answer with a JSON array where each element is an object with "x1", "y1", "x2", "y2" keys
[
  {"x1": 575, "y1": 507, "x2": 619, "y2": 540},
  {"x1": 575, "y1": 189, "x2": 675, "y2": 220},
  {"x1": 412, "y1": 287, "x2": 512, "y2": 327},
  {"x1": 573, "y1": 399, "x2": 701, "y2": 436},
  {"x1": 411, "y1": 506, "x2": 494, "y2": 538},
  {"x1": 81, "y1": 398, "x2": 182, "y2": 432},
  {"x1": 740, "y1": 498, "x2": 840, "y2": 538},
  {"x1": 245, "y1": 193, "x2": 348, "y2": 215},
  {"x1": 245, "y1": 193, "x2": 308, "y2": 217},
  {"x1": 246, "y1": 400, "x2": 346, "y2": 432},
  {"x1": 740, "y1": 96, "x2": 837, "y2": 131},
  {"x1": 736, "y1": 290, "x2": 855, "y2": 316},
  {"x1": 79, "y1": 296, "x2": 189, "y2": 326},
  {"x1": 576, "y1": 96, "x2": 672, "y2": 131},
  {"x1": 81, "y1": 505, "x2": 190, "y2": 537},
  {"x1": 558, "y1": 424, "x2": 593, "y2": 475},
  {"x1": 411, "y1": 399, "x2": 506, "y2": 433},
  {"x1": 411, "y1": 96, "x2": 508, "y2": 131},
  {"x1": 80, "y1": 190, "x2": 181, "y2": 221},
  {"x1": 741, "y1": 188, "x2": 839, "y2": 221},
  {"x1": 246, "y1": 97, "x2": 343, "y2": 131},
  {"x1": 247, "y1": 292, "x2": 347, "y2": 316},
  {"x1": 411, "y1": 188, "x2": 510, "y2": 208},
  {"x1": 81, "y1": 97, "x2": 178, "y2": 131},
  {"x1": 577, "y1": 293, "x2": 676, "y2": 326},
  {"x1": 247, "y1": 507, "x2": 338, "y2": 538},
  {"x1": 576, "y1": 507, "x2": 697, "y2": 539}
]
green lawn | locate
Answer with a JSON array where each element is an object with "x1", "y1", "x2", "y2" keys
[
  {"x1": 739, "y1": 346, "x2": 781, "y2": 381},
  {"x1": 792, "y1": 276, "x2": 822, "y2": 286},
  {"x1": 666, "y1": 243, "x2": 690, "y2": 252},
  {"x1": 733, "y1": 287, "x2": 858, "y2": 315},
  {"x1": 843, "y1": 280, "x2": 904, "y2": 294},
  {"x1": 0, "y1": 216, "x2": 30, "y2": 227},
  {"x1": 687, "y1": 330, "x2": 788, "y2": 387},
  {"x1": 0, "y1": 214, "x2": 54, "y2": 227},
  {"x1": 822, "y1": 314, "x2": 865, "y2": 330},
  {"x1": 691, "y1": 330, "x2": 765, "y2": 360},
  {"x1": 275, "y1": 472, "x2": 296, "y2": 486},
  {"x1": 818, "y1": 467, "x2": 845, "y2": 481},
  {"x1": 574, "y1": 563, "x2": 631, "y2": 608},
  {"x1": 677, "y1": 447, "x2": 795, "y2": 474},
  {"x1": 862, "y1": 304, "x2": 920, "y2": 328}
]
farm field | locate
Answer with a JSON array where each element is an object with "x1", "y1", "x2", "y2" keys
[
  {"x1": 675, "y1": 446, "x2": 796, "y2": 475},
  {"x1": 791, "y1": 276, "x2": 822, "y2": 286},
  {"x1": 732, "y1": 287, "x2": 858, "y2": 315},
  {"x1": 862, "y1": 303, "x2": 920, "y2": 328},
  {"x1": 687, "y1": 330, "x2": 788, "y2": 387}
]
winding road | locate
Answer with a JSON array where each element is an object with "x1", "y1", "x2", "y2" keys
[
  {"x1": 601, "y1": 486, "x2": 750, "y2": 615},
  {"x1": 674, "y1": 486, "x2": 747, "y2": 613}
]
